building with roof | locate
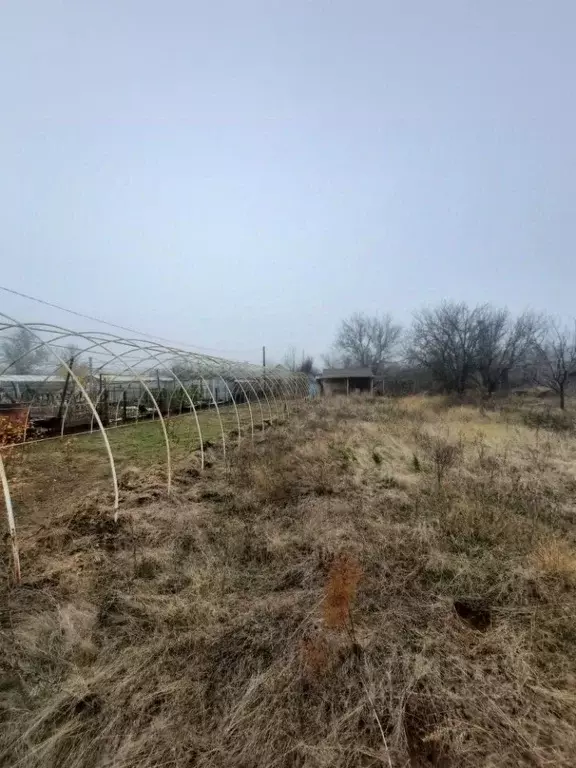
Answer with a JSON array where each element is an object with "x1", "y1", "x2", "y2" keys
[
  {"x1": 317, "y1": 367, "x2": 374, "y2": 396},
  {"x1": 0, "y1": 374, "x2": 67, "y2": 402}
]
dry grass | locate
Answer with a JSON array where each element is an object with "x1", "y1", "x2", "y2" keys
[{"x1": 2, "y1": 395, "x2": 576, "y2": 767}]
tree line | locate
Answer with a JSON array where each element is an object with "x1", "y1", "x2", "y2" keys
[
  {"x1": 320, "y1": 303, "x2": 576, "y2": 409},
  {"x1": 3, "y1": 311, "x2": 576, "y2": 410}
]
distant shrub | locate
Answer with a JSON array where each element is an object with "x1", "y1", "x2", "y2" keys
[
  {"x1": 417, "y1": 433, "x2": 462, "y2": 488},
  {"x1": 522, "y1": 408, "x2": 574, "y2": 433}
]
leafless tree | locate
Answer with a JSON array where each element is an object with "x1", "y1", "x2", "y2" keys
[
  {"x1": 334, "y1": 312, "x2": 402, "y2": 373},
  {"x1": 321, "y1": 351, "x2": 351, "y2": 369},
  {"x1": 474, "y1": 308, "x2": 545, "y2": 394},
  {"x1": 533, "y1": 321, "x2": 576, "y2": 410},
  {"x1": 283, "y1": 347, "x2": 316, "y2": 374},
  {"x1": 298, "y1": 355, "x2": 316, "y2": 375},
  {"x1": 283, "y1": 346, "x2": 298, "y2": 372},
  {"x1": 0, "y1": 327, "x2": 49, "y2": 374},
  {"x1": 64, "y1": 343, "x2": 81, "y2": 363},
  {"x1": 408, "y1": 302, "x2": 482, "y2": 394},
  {"x1": 54, "y1": 344, "x2": 88, "y2": 378}
]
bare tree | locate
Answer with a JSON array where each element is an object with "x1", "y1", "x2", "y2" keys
[
  {"x1": 298, "y1": 355, "x2": 316, "y2": 375},
  {"x1": 0, "y1": 328, "x2": 49, "y2": 374},
  {"x1": 283, "y1": 348, "x2": 316, "y2": 374},
  {"x1": 533, "y1": 321, "x2": 576, "y2": 410},
  {"x1": 408, "y1": 302, "x2": 482, "y2": 394},
  {"x1": 474, "y1": 308, "x2": 545, "y2": 395},
  {"x1": 321, "y1": 351, "x2": 351, "y2": 369},
  {"x1": 283, "y1": 346, "x2": 298, "y2": 372},
  {"x1": 55, "y1": 344, "x2": 90, "y2": 378},
  {"x1": 64, "y1": 343, "x2": 81, "y2": 363},
  {"x1": 333, "y1": 313, "x2": 402, "y2": 373}
]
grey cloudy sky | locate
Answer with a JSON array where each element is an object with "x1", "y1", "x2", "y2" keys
[{"x1": 1, "y1": 1, "x2": 574, "y2": 364}]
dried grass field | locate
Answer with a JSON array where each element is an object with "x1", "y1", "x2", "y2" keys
[{"x1": 2, "y1": 394, "x2": 576, "y2": 767}]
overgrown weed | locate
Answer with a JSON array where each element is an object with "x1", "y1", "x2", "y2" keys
[{"x1": 2, "y1": 395, "x2": 576, "y2": 767}]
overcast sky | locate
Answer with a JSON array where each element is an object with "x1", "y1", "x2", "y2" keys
[{"x1": 1, "y1": 2, "x2": 574, "y2": 365}]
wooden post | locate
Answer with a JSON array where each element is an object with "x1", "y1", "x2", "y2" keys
[
  {"x1": 57, "y1": 355, "x2": 75, "y2": 421},
  {"x1": 102, "y1": 386, "x2": 109, "y2": 426},
  {"x1": 98, "y1": 375, "x2": 109, "y2": 426},
  {"x1": 347, "y1": 378, "x2": 350, "y2": 396}
]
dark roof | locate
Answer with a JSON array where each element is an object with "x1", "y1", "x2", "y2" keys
[{"x1": 320, "y1": 367, "x2": 374, "y2": 379}]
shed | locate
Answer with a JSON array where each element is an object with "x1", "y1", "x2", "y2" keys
[{"x1": 318, "y1": 367, "x2": 374, "y2": 396}]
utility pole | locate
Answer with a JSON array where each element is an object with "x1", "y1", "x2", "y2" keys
[{"x1": 262, "y1": 345, "x2": 266, "y2": 370}]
